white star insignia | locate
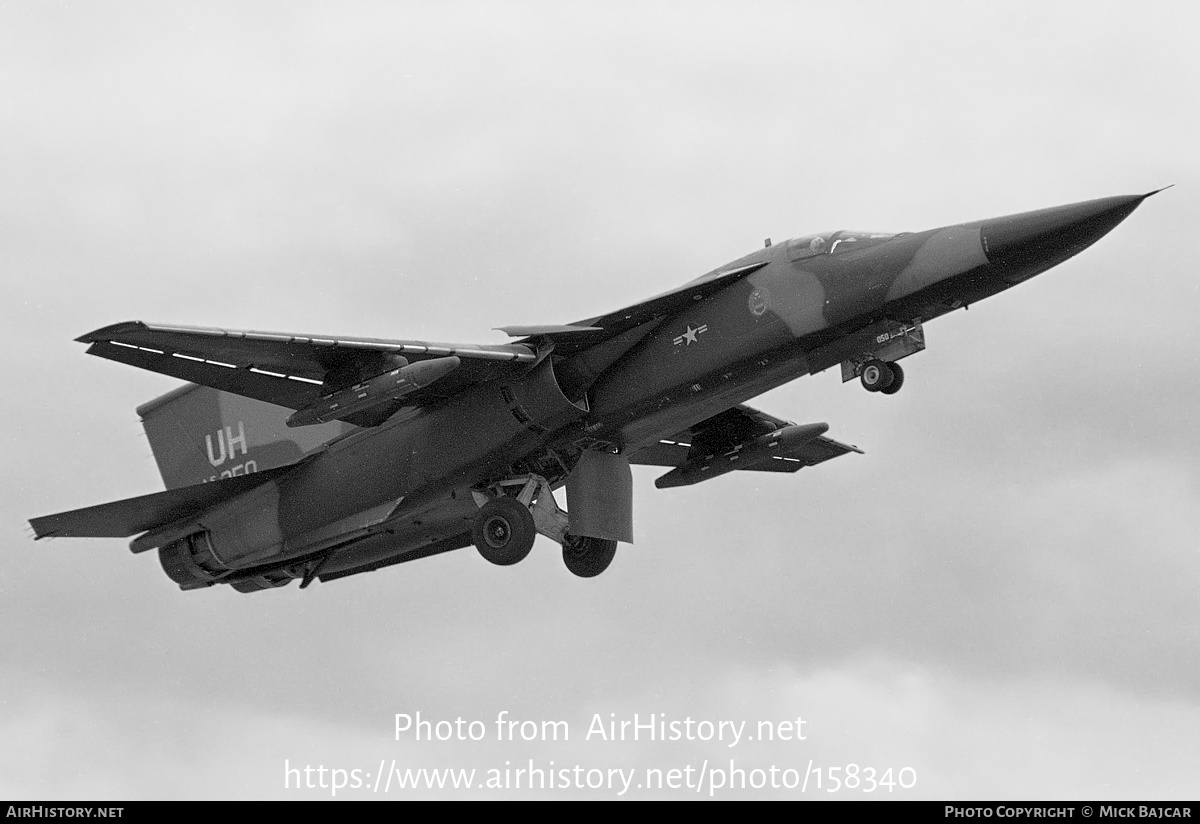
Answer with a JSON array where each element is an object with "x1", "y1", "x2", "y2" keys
[{"x1": 673, "y1": 324, "x2": 709, "y2": 347}]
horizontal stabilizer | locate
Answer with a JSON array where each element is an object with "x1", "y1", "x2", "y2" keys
[{"x1": 29, "y1": 464, "x2": 296, "y2": 539}]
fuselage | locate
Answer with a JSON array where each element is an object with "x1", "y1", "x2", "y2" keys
[
  {"x1": 584, "y1": 193, "x2": 1149, "y2": 449},
  {"x1": 243, "y1": 192, "x2": 1151, "y2": 584},
  {"x1": 27, "y1": 191, "x2": 1156, "y2": 591}
]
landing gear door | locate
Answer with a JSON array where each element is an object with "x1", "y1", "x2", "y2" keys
[
  {"x1": 839, "y1": 320, "x2": 925, "y2": 383},
  {"x1": 566, "y1": 450, "x2": 633, "y2": 544}
]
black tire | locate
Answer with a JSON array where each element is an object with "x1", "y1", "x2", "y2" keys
[
  {"x1": 473, "y1": 497, "x2": 536, "y2": 566},
  {"x1": 561, "y1": 535, "x2": 617, "y2": 578},
  {"x1": 860, "y1": 359, "x2": 894, "y2": 392},
  {"x1": 880, "y1": 361, "x2": 905, "y2": 395}
]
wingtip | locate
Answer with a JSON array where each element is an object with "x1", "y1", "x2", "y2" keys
[
  {"x1": 75, "y1": 320, "x2": 148, "y2": 344},
  {"x1": 27, "y1": 519, "x2": 55, "y2": 540},
  {"x1": 1143, "y1": 185, "x2": 1174, "y2": 199}
]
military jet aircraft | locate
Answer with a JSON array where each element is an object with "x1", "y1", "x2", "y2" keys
[{"x1": 30, "y1": 191, "x2": 1158, "y2": 592}]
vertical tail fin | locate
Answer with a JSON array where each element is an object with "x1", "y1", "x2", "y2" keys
[{"x1": 137, "y1": 384, "x2": 353, "y2": 489}]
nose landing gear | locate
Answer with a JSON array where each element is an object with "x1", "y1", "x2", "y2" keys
[
  {"x1": 837, "y1": 319, "x2": 922, "y2": 397},
  {"x1": 859, "y1": 359, "x2": 905, "y2": 395}
]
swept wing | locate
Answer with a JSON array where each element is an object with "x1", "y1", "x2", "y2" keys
[{"x1": 78, "y1": 321, "x2": 538, "y2": 426}]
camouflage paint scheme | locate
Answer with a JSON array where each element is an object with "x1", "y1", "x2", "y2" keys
[{"x1": 30, "y1": 193, "x2": 1157, "y2": 592}]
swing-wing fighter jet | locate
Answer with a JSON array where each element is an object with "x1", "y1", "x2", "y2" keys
[{"x1": 30, "y1": 191, "x2": 1158, "y2": 591}]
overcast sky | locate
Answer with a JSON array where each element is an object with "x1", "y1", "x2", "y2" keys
[{"x1": 2, "y1": 1, "x2": 1198, "y2": 800}]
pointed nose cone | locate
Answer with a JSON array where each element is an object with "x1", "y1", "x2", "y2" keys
[{"x1": 981, "y1": 191, "x2": 1157, "y2": 281}]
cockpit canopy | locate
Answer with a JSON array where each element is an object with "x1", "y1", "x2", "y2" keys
[{"x1": 786, "y1": 230, "x2": 897, "y2": 261}]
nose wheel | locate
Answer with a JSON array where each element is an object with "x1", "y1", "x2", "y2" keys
[
  {"x1": 880, "y1": 361, "x2": 904, "y2": 394},
  {"x1": 860, "y1": 359, "x2": 904, "y2": 395}
]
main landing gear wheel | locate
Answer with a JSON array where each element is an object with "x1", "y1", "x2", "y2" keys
[
  {"x1": 473, "y1": 497, "x2": 536, "y2": 566},
  {"x1": 880, "y1": 361, "x2": 904, "y2": 395},
  {"x1": 860, "y1": 359, "x2": 895, "y2": 393},
  {"x1": 561, "y1": 535, "x2": 617, "y2": 578}
]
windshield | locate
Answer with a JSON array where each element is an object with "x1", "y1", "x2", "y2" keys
[
  {"x1": 787, "y1": 230, "x2": 895, "y2": 261},
  {"x1": 828, "y1": 231, "x2": 896, "y2": 254}
]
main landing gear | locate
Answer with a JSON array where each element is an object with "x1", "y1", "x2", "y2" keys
[
  {"x1": 561, "y1": 534, "x2": 618, "y2": 578},
  {"x1": 859, "y1": 359, "x2": 904, "y2": 395},
  {"x1": 471, "y1": 475, "x2": 618, "y2": 578},
  {"x1": 472, "y1": 496, "x2": 536, "y2": 566}
]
